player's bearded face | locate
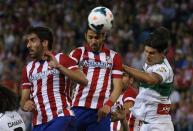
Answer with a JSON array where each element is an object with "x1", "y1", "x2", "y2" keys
[
  {"x1": 26, "y1": 34, "x2": 44, "y2": 60},
  {"x1": 85, "y1": 29, "x2": 105, "y2": 52},
  {"x1": 144, "y1": 46, "x2": 163, "y2": 65}
]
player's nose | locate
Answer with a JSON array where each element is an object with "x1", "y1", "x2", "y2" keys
[{"x1": 26, "y1": 42, "x2": 31, "y2": 48}]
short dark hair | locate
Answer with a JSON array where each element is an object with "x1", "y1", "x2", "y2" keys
[
  {"x1": 0, "y1": 85, "x2": 19, "y2": 113},
  {"x1": 123, "y1": 72, "x2": 129, "y2": 77},
  {"x1": 144, "y1": 27, "x2": 170, "y2": 53},
  {"x1": 26, "y1": 26, "x2": 53, "y2": 50}
]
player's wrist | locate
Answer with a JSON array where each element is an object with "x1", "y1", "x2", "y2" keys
[{"x1": 105, "y1": 99, "x2": 114, "y2": 108}]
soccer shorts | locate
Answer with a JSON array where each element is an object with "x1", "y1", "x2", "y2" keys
[
  {"x1": 72, "y1": 107, "x2": 111, "y2": 131},
  {"x1": 32, "y1": 116, "x2": 77, "y2": 131}
]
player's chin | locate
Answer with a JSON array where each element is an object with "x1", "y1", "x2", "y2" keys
[
  {"x1": 28, "y1": 54, "x2": 34, "y2": 58},
  {"x1": 28, "y1": 53, "x2": 36, "y2": 59},
  {"x1": 91, "y1": 46, "x2": 99, "y2": 52},
  {"x1": 146, "y1": 60, "x2": 153, "y2": 65}
]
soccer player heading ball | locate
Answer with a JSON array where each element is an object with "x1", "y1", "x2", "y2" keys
[{"x1": 69, "y1": 6, "x2": 123, "y2": 131}]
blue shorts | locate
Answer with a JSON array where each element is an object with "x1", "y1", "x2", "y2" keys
[
  {"x1": 32, "y1": 116, "x2": 77, "y2": 131},
  {"x1": 72, "y1": 107, "x2": 111, "y2": 131}
]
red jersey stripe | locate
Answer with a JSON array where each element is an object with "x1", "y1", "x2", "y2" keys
[
  {"x1": 97, "y1": 68, "x2": 110, "y2": 108},
  {"x1": 47, "y1": 74, "x2": 57, "y2": 118},
  {"x1": 73, "y1": 50, "x2": 89, "y2": 106},
  {"x1": 85, "y1": 54, "x2": 100, "y2": 108},
  {"x1": 36, "y1": 63, "x2": 48, "y2": 123}
]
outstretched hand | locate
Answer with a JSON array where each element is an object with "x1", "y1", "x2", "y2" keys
[
  {"x1": 111, "y1": 104, "x2": 126, "y2": 122},
  {"x1": 115, "y1": 104, "x2": 126, "y2": 120}
]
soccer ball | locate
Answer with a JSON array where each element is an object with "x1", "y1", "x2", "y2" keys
[{"x1": 88, "y1": 6, "x2": 114, "y2": 32}]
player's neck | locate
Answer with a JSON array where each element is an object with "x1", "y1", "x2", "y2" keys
[
  {"x1": 33, "y1": 47, "x2": 50, "y2": 61},
  {"x1": 157, "y1": 55, "x2": 165, "y2": 64}
]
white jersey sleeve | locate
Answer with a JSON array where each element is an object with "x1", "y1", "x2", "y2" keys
[
  {"x1": 152, "y1": 64, "x2": 169, "y2": 82},
  {"x1": 0, "y1": 111, "x2": 26, "y2": 131},
  {"x1": 145, "y1": 58, "x2": 173, "y2": 83}
]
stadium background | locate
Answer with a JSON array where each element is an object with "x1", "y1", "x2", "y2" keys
[{"x1": 0, "y1": 0, "x2": 192, "y2": 131}]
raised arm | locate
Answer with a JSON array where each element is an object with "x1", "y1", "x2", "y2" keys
[
  {"x1": 123, "y1": 65, "x2": 162, "y2": 85},
  {"x1": 57, "y1": 65, "x2": 88, "y2": 86},
  {"x1": 45, "y1": 52, "x2": 88, "y2": 86}
]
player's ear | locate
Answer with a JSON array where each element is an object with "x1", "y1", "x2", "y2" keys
[
  {"x1": 42, "y1": 40, "x2": 48, "y2": 50},
  {"x1": 130, "y1": 77, "x2": 134, "y2": 84},
  {"x1": 84, "y1": 32, "x2": 87, "y2": 40},
  {"x1": 103, "y1": 32, "x2": 107, "y2": 40}
]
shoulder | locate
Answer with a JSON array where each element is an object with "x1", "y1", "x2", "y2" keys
[
  {"x1": 55, "y1": 52, "x2": 71, "y2": 60},
  {"x1": 150, "y1": 59, "x2": 174, "y2": 83},
  {"x1": 153, "y1": 63, "x2": 169, "y2": 71},
  {"x1": 54, "y1": 52, "x2": 63, "y2": 57},
  {"x1": 70, "y1": 47, "x2": 85, "y2": 53},
  {"x1": 25, "y1": 61, "x2": 34, "y2": 68},
  {"x1": 124, "y1": 87, "x2": 138, "y2": 98},
  {"x1": 55, "y1": 52, "x2": 72, "y2": 59},
  {"x1": 2, "y1": 111, "x2": 23, "y2": 120},
  {"x1": 69, "y1": 47, "x2": 85, "y2": 62},
  {"x1": 106, "y1": 49, "x2": 121, "y2": 61},
  {"x1": 109, "y1": 49, "x2": 119, "y2": 55},
  {"x1": 152, "y1": 59, "x2": 172, "y2": 74},
  {"x1": 145, "y1": 60, "x2": 169, "y2": 73},
  {"x1": 108, "y1": 50, "x2": 122, "y2": 64}
]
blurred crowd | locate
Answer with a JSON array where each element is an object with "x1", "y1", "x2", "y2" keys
[{"x1": 0, "y1": 0, "x2": 192, "y2": 131}]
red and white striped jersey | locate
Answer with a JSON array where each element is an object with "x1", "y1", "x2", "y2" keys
[
  {"x1": 21, "y1": 52, "x2": 78, "y2": 126},
  {"x1": 111, "y1": 87, "x2": 140, "y2": 131},
  {"x1": 69, "y1": 45, "x2": 122, "y2": 109}
]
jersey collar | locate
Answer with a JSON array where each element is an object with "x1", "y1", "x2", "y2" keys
[{"x1": 85, "y1": 44, "x2": 108, "y2": 53}]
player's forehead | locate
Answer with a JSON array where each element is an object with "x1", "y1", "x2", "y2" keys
[
  {"x1": 144, "y1": 46, "x2": 158, "y2": 53},
  {"x1": 26, "y1": 33, "x2": 39, "y2": 40},
  {"x1": 87, "y1": 29, "x2": 104, "y2": 37}
]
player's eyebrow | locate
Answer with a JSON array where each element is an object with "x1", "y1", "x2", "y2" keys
[{"x1": 27, "y1": 36, "x2": 37, "y2": 41}]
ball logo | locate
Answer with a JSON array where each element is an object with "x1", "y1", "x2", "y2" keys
[{"x1": 92, "y1": 16, "x2": 97, "y2": 21}]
